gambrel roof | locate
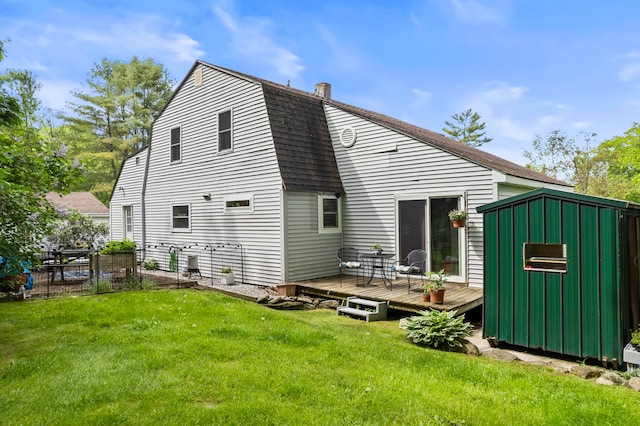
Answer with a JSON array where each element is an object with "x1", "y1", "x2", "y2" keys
[{"x1": 174, "y1": 61, "x2": 570, "y2": 192}]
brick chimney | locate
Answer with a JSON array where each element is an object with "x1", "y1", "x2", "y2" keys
[{"x1": 314, "y1": 82, "x2": 331, "y2": 99}]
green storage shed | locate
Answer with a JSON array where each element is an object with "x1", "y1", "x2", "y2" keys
[{"x1": 477, "y1": 188, "x2": 640, "y2": 366}]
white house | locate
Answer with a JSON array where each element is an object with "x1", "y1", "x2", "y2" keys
[{"x1": 110, "y1": 61, "x2": 572, "y2": 287}]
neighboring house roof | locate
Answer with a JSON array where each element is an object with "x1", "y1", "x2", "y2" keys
[
  {"x1": 46, "y1": 192, "x2": 109, "y2": 214},
  {"x1": 170, "y1": 61, "x2": 570, "y2": 190}
]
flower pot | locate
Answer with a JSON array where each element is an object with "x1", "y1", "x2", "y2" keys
[
  {"x1": 429, "y1": 288, "x2": 446, "y2": 304},
  {"x1": 422, "y1": 293, "x2": 430, "y2": 302},
  {"x1": 221, "y1": 272, "x2": 234, "y2": 285},
  {"x1": 452, "y1": 219, "x2": 466, "y2": 228}
]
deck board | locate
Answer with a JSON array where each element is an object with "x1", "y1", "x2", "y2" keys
[{"x1": 291, "y1": 275, "x2": 483, "y2": 315}]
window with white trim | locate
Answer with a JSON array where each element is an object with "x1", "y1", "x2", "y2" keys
[
  {"x1": 218, "y1": 110, "x2": 232, "y2": 152},
  {"x1": 223, "y1": 194, "x2": 254, "y2": 213},
  {"x1": 318, "y1": 194, "x2": 341, "y2": 233},
  {"x1": 170, "y1": 126, "x2": 181, "y2": 162},
  {"x1": 172, "y1": 204, "x2": 190, "y2": 231}
]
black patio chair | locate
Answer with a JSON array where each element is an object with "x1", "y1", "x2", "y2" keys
[
  {"x1": 391, "y1": 249, "x2": 427, "y2": 293},
  {"x1": 336, "y1": 247, "x2": 363, "y2": 287}
]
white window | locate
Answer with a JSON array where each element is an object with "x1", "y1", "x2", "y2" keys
[
  {"x1": 318, "y1": 194, "x2": 341, "y2": 234},
  {"x1": 123, "y1": 205, "x2": 133, "y2": 240},
  {"x1": 218, "y1": 110, "x2": 233, "y2": 152},
  {"x1": 171, "y1": 204, "x2": 191, "y2": 232},
  {"x1": 170, "y1": 126, "x2": 181, "y2": 162},
  {"x1": 223, "y1": 194, "x2": 254, "y2": 214}
]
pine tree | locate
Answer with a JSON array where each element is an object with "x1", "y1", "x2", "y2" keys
[{"x1": 442, "y1": 108, "x2": 492, "y2": 147}]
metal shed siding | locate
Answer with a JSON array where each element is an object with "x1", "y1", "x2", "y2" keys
[
  {"x1": 143, "y1": 64, "x2": 284, "y2": 284},
  {"x1": 480, "y1": 189, "x2": 634, "y2": 362},
  {"x1": 284, "y1": 191, "x2": 342, "y2": 281}
]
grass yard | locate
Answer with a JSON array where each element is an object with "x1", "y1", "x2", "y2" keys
[{"x1": 1, "y1": 290, "x2": 639, "y2": 425}]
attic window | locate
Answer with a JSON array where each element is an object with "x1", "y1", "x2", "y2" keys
[
  {"x1": 194, "y1": 68, "x2": 203, "y2": 87},
  {"x1": 340, "y1": 126, "x2": 357, "y2": 148},
  {"x1": 523, "y1": 243, "x2": 567, "y2": 273}
]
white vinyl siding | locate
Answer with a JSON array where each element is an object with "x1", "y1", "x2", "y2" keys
[
  {"x1": 218, "y1": 109, "x2": 233, "y2": 152},
  {"x1": 324, "y1": 104, "x2": 496, "y2": 288},
  {"x1": 109, "y1": 148, "x2": 147, "y2": 246},
  {"x1": 143, "y1": 64, "x2": 283, "y2": 285},
  {"x1": 170, "y1": 127, "x2": 181, "y2": 162},
  {"x1": 284, "y1": 192, "x2": 342, "y2": 281}
]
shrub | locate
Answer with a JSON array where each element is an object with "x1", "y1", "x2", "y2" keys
[
  {"x1": 142, "y1": 259, "x2": 159, "y2": 270},
  {"x1": 90, "y1": 279, "x2": 113, "y2": 294},
  {"x1": 100, "y1": 239, "x2": 136, "y2": 254},
  {"x1": 405, "y1": 309, "x2": 473, "y2": 349},
  {"x1": 140, "y1": 278, "x2": 156, "y2": 290},
  {"x1": 632, "y1": 329, "x2": 640, "y2": 347}
]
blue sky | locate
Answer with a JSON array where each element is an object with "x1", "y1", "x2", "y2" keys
[{"x1": 2, "y1": 0, "x2": 640, "y2": 165}]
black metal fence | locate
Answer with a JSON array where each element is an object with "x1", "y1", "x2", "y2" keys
[
  {"x1": 139, "y1": 242, "x2": 245, "y2": 285},
  {"x1": 1, "y1": 241, "x2": 246, "y2": 302}
]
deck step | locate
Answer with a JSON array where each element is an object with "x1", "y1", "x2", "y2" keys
[{"x1": 337, "y1": 296, "x2": 387, "y2": 322}]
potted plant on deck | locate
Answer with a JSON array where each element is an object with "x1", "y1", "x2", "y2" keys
[
  {"x1": 220, "y1": 266, "x2": 234, "y2": 285},
  {"x1": 371, "y1": 243, "x2": 383, "y2": 255},
  {"x1": 426, "y1": 268, "x2": 447, "y2": 304},
  {"x1": 448, "y1": 209, "x2": 468, "y2": 228},
  {"x1": 422, "y1": 284, "x2": 430, "y2": 302}
]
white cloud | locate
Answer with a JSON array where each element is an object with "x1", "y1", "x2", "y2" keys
[
  {"x1": 572, "y1": 121, "x2": 592, "y2": 129},
  {"x1": 316, "y1": 25, "x2": 366, "y2": 73},
  {"x1": 409, "y1": 11, "x2": 424, "y2": 31},
  {"x1": 614, "y1": 50, "x2": 640, "y2": 82},
  {"x1": 619, "y1": 62, "x2": 640, "y2": 82},
  {"x1": 448, "y1": 0, "x2": 507, "y2": 24},
  {"x1": 411, "y1": 88, "x2": 432, "y2": 109},
  {"x1": 212, "y1": 4, "x2": 304, "y2": 80},
  {"x1": 538, "y1": 115, "x2": 562, "y2": 126},
  {"x1": 37, "y1": 79, "x2": 77, "y2": 112}
]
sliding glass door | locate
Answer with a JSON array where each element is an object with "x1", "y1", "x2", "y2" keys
[{"x1": 397, "y1": 196, "x2": 464, "y2": 281}]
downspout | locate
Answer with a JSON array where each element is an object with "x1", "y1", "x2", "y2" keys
[
  {"x1": 280, "y1": 188, "x2": 287, "y2": 283},
  {"x1": 140, "y1": 145, "x2": 151, "y2": 259}
]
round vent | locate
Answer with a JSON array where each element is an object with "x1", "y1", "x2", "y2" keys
[{"x1": 339, "y1": 126, "x2": 357, "y2": 148}]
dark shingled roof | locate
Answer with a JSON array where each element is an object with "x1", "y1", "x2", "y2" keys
[
  {"x1": 262, "y1": 84, "x2": 344, "y2": 193},
  {"x1": 198, "y1": 61, "x2": 570, "y2": 190}
]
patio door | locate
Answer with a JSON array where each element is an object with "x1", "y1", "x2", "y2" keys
[{"x1": 397, "y1": 196, "x2": 465, "y2": 281}]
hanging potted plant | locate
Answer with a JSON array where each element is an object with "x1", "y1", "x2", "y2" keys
[
  {"x1": 448, "y1": 209, "x2": 468, "y2": 228},
  {"x1": 426, "y1": 269, "x2": 447, "y2": 304}
]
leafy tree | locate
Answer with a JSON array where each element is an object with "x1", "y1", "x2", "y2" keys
[
  {"x1": 1, "y1": 40, "x2": 82, "y2": 272},
  {"x1": 62, "y1": 57, "x2": 174, "y2": 203},
  {"x1": 523, "y1": 130, "x2": 614, "y2": 196},
  {"x1": 598, "y1": 123, "x2": 640, "y2": 202},
  {"x1": 443, "y1": 108, "x2": 492, "y2": 147},
  {"x1": 47, "y1": 211, "x2": 109, "y2": 250}
]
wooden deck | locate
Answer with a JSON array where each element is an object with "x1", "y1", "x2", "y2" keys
[{"x1": 291, "y1": 275, "x2": 483, "y2": 315}]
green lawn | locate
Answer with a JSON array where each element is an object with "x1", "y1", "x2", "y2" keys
[{"x1": 1, "y1": 290, "x2": 638, "y2": 425}]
